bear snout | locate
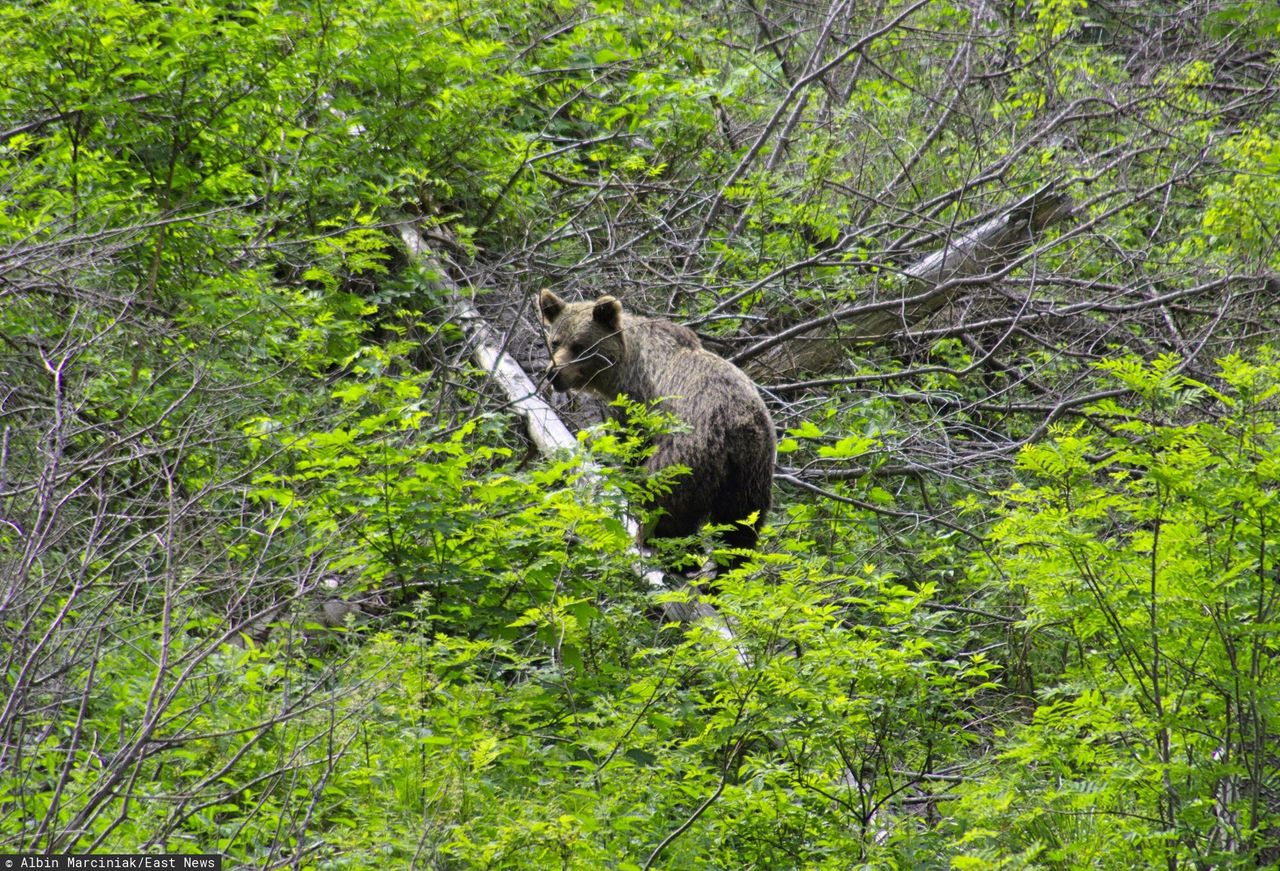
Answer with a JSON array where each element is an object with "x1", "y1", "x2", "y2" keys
[{"x1": 545, "y1": 361, "x2": 570, "y2": 392}]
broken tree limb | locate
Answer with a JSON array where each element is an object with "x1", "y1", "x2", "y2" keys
[
  {"x1": 393, "y1": 220, "x2": 739, "y2": 638},
  {"x1": 736, "y1": 183, "x2": 1075, "y2": 380},
  {"x1": 397, "y1": 222, "x2": 575, "y2": 455}
]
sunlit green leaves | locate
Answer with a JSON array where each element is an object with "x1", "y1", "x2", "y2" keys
[
  {"x1": 950, "y1": 354, "x2": 1280, "y2": 867},
  {"x1": 1200, "y1": 121, "x2": 1280, "y2": 269}
]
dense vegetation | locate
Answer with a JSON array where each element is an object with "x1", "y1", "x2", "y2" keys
[{"x1": 2, "y1": 0, "x2": 1279, "y2": 866}]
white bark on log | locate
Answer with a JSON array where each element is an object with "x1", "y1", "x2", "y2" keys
[{"x1": 396, "y1": 223, "x2": 575, "y2": 455}]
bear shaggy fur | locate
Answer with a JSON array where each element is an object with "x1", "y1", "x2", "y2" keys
[{"x1": 539, "y1": 290, "x2": 775, "y2": 564}]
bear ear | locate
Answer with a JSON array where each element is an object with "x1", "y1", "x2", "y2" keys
[
  {"x1": 538, "y1": 289, "x2": 566, "y2": 324},
  {"x1": 592, "y1": 296, "x2": 622, "y2": 329}
]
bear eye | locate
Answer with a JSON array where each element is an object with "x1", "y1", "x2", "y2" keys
[{"x1": 549, "y1": 339, "x2": 561, "y2": 351}]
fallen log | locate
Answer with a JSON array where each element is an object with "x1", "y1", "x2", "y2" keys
[{"x1": 737, "y1": 183, "x2": 1075, "y2": 379}]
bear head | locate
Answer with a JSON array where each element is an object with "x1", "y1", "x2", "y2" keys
[{"x1": 539, "y1": 290, "x2": 625, "y2": 396}]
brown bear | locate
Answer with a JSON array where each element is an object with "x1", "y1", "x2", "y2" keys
[{"x1": 538, "y1": 290, "x2": 775, "y2": 568}]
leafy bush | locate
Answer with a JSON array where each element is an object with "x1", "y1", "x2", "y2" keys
[{"x1": 949, "y1": 354, "x2": 1280, "y2": 868}]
